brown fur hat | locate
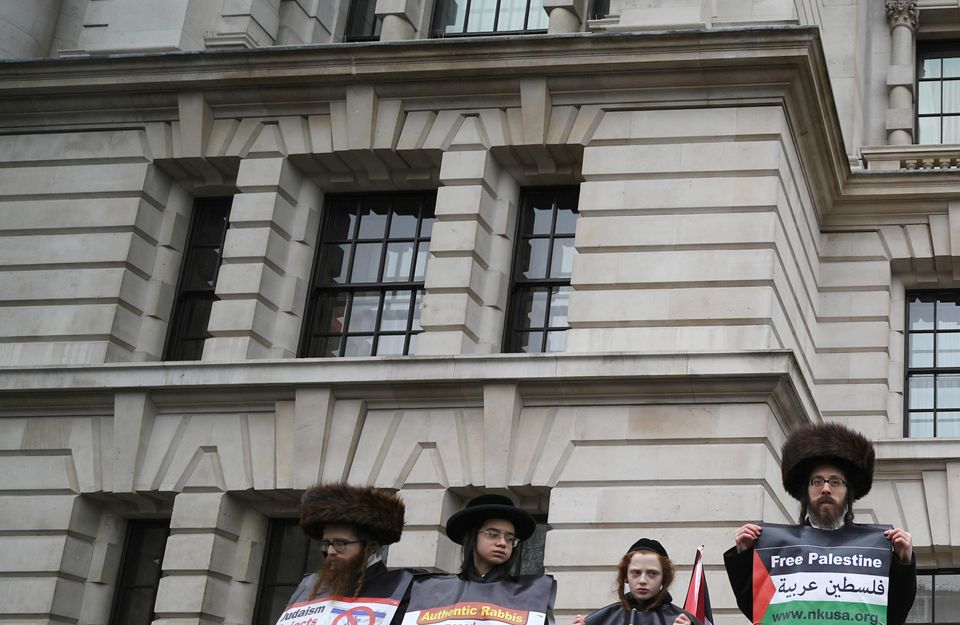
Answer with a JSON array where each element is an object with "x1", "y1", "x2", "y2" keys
[
  {"x1": 781, "y1": 422, "x2": 875, "y2": 501},
  {"x1": 300, "y1": 482, "x2": 405, "y2": 545}
]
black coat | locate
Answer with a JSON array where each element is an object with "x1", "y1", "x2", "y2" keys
[
  {"x1": 585, "y1": 593, "x2": 703, "y2": 625},
  {"x1": 723, "y1": 536, "x2": 916, "y2": 625}
]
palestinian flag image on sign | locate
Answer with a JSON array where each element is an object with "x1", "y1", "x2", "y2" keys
[{"x1": 752, "y1": 524, "x2": 892, "y2": 625}]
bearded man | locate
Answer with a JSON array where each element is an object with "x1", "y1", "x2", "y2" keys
[
  {"x1": 285, "y1": 482, "x2": 412, "y2": 625},
  {"x1": 723, "y1": 423, "x2": 917, "y2": 625}
]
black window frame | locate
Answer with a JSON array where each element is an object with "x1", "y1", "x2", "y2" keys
[
  {"x1": 163, "y1": 196, "x2": 232, "y2": 361},
  {"x1": 916, "y1": 42, "x2": 960, "y2": 145},
  {"x1": 430, "y1": 0, "x2": 548, "y2": 37},
  {"x1": 345, "y1": 0, "x2": 382, "y2": 41},
  {"x1": 503, "y1": 186, "x2": 579, "y2": 354},
  {"x1": 299, "y1": 191, "x2": 436, "y2": 358},
  {"x1": 253, "y1": 518, "x2": 325, "y2": 625},
  {"x1": 908, "y1": 568, "x2": 960, "y2": 624},
  {"x1": 904, "y1": 290, "x2": 960, "y2": 437},
  {"x1": 107, "y1": 519, "x2": 171, "y2": 625}
]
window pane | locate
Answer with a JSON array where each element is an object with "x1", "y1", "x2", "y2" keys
[
  {"x1": 348, "y1": 292, "x2": 380, "y2": 333},
  {"x1": 521, "y1": 238, "x2": 550, "y2": 279},
  {"x1": 439, "y1": 0, "x2": 467, "y2": 33},
  {"x1": 526, "y1": 193, "x2": 555, "y2": 235},
  {"x1": 351, "y1": 242, "x2": 383, "y2": 283},
  {"x1": 318, "y1": 244, "x2": 352, "y2": 285},
  {"x1": 383, "y1": 242, "x2": 414, "y2": 282},
  {"x1": 344, "y1": 335, "x2": 374, "y2": 357},
  {"x1": 113, "y1": 587, "x2": 156, "y2": 625},
  {"x1": 545, "y1": 330, "x2": 566, "y2": 352},
  {"x1": 358, "y1": 197, "x2": 389, "y2": 238},
  {"x1": 389, "y1": 203, "x2": 419, "y2": 238},
  {"x1": 937, "y1": 300, "x2": 960, "y2": 329},
  {"x1": 910, "y1": 333, "x2": 934, "y2": 368},
  {"x1": 908, "y1": 412, "x2": 935, "y2": 438},
  {"x1": 380, "y1": 291, "x2": 412, "y2": 332},
  {"x1": 945, "y1": 58, "x2": 960, "y2": 78},
  {"x1": 935, "y1": 574, "x2": 960, "y2": 623},
  {"x1": 467, "y1": 0, "x2": 497, "y2": 32},
  {"x1": 922, "y1": 58, "x2": 942, "y2": 79},
  {"x1": 412, "y1": 290, "x2": 423, "y2": 331},
  {"x1": 938, "y1": 412, "x2": 960, "y2": 438},
  {"x1": 919, "y1": 81, "x2": 942, "y2": 114},
  {"x1": 909, "y1": 375, "x2": 934, "y2": 409},
  {"x1": 316, "y1": 291, "x2": 349, "y2": 335},
  {"x1": 182, "y1": 247, "x2": 223, "y2": 290},
  {"x1": 498, "y1": 0, "x2": 527, "y2": 30},
  {"x1": 920, "y1": 117, "x2": 942, "y2": 144},
  {"x1": 550, "y1": 238, "x2": 576, "y2": 279},
  {"x1": 414, "y1": 241, "x2": 430, "y2": 282},
  {"x1": 347, "y1": 0, "x2": 378, "y2": 37},
  {"x1": 937, "y1": 374, "x2": 960, "y2": 408},
  {"x1": 945, "y1": 82, "x2": 960, "y2": 114},
  {"x1": 520, "y1": 331, "x2": 544, "y2": 353},
  {"x1": 420, "y1": 215, "x2": 437, "y2": 239},
  {"x1": 377, "y1": 334, "x2": 406, "y2": 355},
  {"x1": 407, "y1": 332, "x2": 418, "y2": 354},
  {"x1": 272, "y1": 523, "x2": 309, "y2": 583},
  {"x1": 554, "y1": 206, "x2": 578, "y2": 235},
  {"x1": 326, "y1": 201, "x2": 358, "y2": 240},
  {"x1": 314, "y1": 334, "x2": 342, "y2": 358},
  {"x1": 937, "y1": 333, "x2": 960, "y2": 367},
  {"x1": 526, "y1": 0, "x2": 548, "y2": 29},
  {"x1": 520, "y1": 289, "x2": 548, "y2": 329},
  {"x1": 908, "y1": 575, "x2": 934, "y2": 622},
  {"x1": 549, "y1": 286, "x2": 571, "y2": 328},
  {"x1": 180, "y1": 298, "x2": 213, "y2": 340},
  {"x1": 519, "y1": 523, "x2": 549, "y2": 576},
  {"x1": 910, "y1": 299, "x2": 935, "y2": 330},
  {"x1": 944, "y1": 116, "x2": 960, "y2": 144}
]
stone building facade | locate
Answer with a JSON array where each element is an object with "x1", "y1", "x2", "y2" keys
[{"x1": 1, "y1": 1, "x2": 959, "y2": 624}]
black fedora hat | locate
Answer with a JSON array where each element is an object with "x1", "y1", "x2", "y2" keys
[{"x1": 445, "y1": 494, "x2": 536, "y2": 545}]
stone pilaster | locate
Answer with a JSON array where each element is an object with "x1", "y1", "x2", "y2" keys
[
  {"x1": 376, "y1": 0, "x2": 419, "y2": 40},
  {"x1": 204, "y1": 157, "x2": 322, "y2": 360},
  {"x1": 543, "y1": 0, "x2": 582, "y2": 34},
  {"x1": 154, "y1": 493, "x2": 268, "y2": 625},
  {"x1": 205, "y1": 0, "x2": 281, "y2": 49},
  {"x1": 0, "y1": 0, "x2": 63, "y2": 58},
  {"x1": 885, "y1": 0, "x2": 919, "y2": 145},
  {"x1": 418, "y1": 126, "x2": 519, "y2": 355}
]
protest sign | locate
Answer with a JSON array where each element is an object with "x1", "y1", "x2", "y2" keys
[
  {"x1": 402, "y1": 574, "x2": 555, "y2": 625},
  {"x1": 752, "y1": 524, "x2": 892, "y2": 625},
  {"x1": 276, "y1": 595, "x2": 403, "y2": 625}
]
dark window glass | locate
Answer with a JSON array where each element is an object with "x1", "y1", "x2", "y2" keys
[
  {"x1": 253, "y1": 519, "x2": 326, "y2": 625},
  {"x1": 300, "y1": 192, "x2": 435, "y2": 358},
  {"x1": 346, "y1": 0, "x2": 382, "y2": 41},
  {"x1": 164, "y1": 197, "x2": 232, "y2": 361},
  {"x1": 518, "y1": 517, "x2": 551, "y2": 576},
  {"x1": 431, "y1": 0, "x2": 547, "y2": 36},
  {"x1": 907, "y1": 570, "x2": 960, "y2": 624},
  {"x1": 917, "y1": 45, "x2": 960, "y2": 144},
  {"x1": 108, "y1": 520, "x2": 170, "y2": 625},
  {"x1": 505, "y1": 188, "x2": 579, "y2": 353},
  {"x1": 905, "y1": 292, "x2": 960, "y2": 437}
]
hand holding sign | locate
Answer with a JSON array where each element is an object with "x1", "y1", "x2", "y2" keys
[
  {"x1": 882, "y1": 529, "x2": 913, "y2": 564},
  {"x1": 735, "y1": 524, "x2": 763, "y2": 553}
]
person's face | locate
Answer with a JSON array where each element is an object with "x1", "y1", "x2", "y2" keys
[
  {"x1": 807, "y1": 464, "x2": 849, "y2": 526},
  {"x1": 626, "y1": 552, "x2": 663, "y2": 600},
  {"x1": 474, "y1": 518, "x2": 517, "y2": 573},
  {"x1": 321, "y1": 523, "x2": 364, "y2": 564}
]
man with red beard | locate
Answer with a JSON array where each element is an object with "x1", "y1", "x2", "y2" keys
[
  {"x1": 285, "y1": 483, "x2": 413, "y2": 625},
  {"x1": 723, "y1": 423, "x2": 917, "y2": 625}
]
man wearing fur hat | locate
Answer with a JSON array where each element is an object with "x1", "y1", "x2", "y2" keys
[
  {"x1": 285, "y1": 482, "x2": 413, "y2": 625},
  {"x1": 723, "y1": 423, "x2": 917, "y2": 625}
]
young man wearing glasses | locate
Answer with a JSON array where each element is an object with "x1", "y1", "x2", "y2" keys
[
  {"x1": 286, "y1": 482, "x2": 413, "y2": 623},
  {"x1": 723, "y1": 423, "x2": 917, "y2": 625}
]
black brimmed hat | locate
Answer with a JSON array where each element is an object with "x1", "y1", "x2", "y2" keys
[
  {"x1": 627, "y1": 538, "x2": 668, "y2": 558},
  {"x1": 781, "y1": 422, "x2": 875, "y2": 501},
  {"x1": 300, "y1": 482, "x2": 405, "y2": 545},
  {"x1": 445, "y1": 494, "x2": 536, "y2": 545}
]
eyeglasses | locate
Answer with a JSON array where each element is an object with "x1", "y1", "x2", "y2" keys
[
  {"x1": 318, "y1": 538, "x2": 363, "y2": 552},
  {"x1": 479, "y1": 528, "x2": 520, "y2": 547},
  {"x1": 809, "y1": 477, "x2": 847, "y2": 490}
]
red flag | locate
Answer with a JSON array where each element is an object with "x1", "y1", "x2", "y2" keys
[{"x1": 683, "y1": 546, "x2": 714, "y2": 625}]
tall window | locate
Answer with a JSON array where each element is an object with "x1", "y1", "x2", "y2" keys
[
  {"x1": 253, "y1": 519, "x2": 325, "y2": 625},
  {"x1": 917, "y1": 44, "x2": 960, "y2": 144},
  {"x1": 907, "y1": 570, "x2": 960, "y2": 624},
  {"x1": 431, "y1": 0, "x2": 547, "y2": 36},
  {"x1": 300, "y1": 192, "x2": 435, "y2": 358},
  {"x1": 108, "y1": 520, "x2": 170, "y2": 625},
  {"x1": 164, "y1": 197, "x2": 232, "y2": 361},
  {"x1": 504, "y1": 187, "x2": 578, "y2": 353},
  {"x1": 345, "y1": 0, "x2": 381, "y2": 41},
  {"x1": 905, "y1": 292, "x2": 960, "y2": 437}
]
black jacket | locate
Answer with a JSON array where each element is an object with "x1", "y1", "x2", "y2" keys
[
  {"x1": 585, "y1": 592, "x2": 703, "y2": 625},
  {"x1": 723, "y1": 532, "x2": 916, "y2": 625}
]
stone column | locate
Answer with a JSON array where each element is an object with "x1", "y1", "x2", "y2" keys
[
  {"x1": 205, "y1": 0, "x2": 281, "y2": 49},
  {"x1": 154, "y1": 493, "x2": 268, "y2": 625},
  {"x1": 885, "y1": 0, "x2": 919, "y2": 145},
  {"x1": 543, "y1": 0, "x2": 583, "y2": 34},
  {"x1": 0, "y1": 0, "x2": 62, "y2": 58},
  {"x1": 418, "y1": 124, "x2": 519, "y2": 355},
  {"x1": 205, "y1": 157, "x2": 322, "y2": 360},
  {"x1": 376, "y1": 0, "x2": 419, "y2": 40}
]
